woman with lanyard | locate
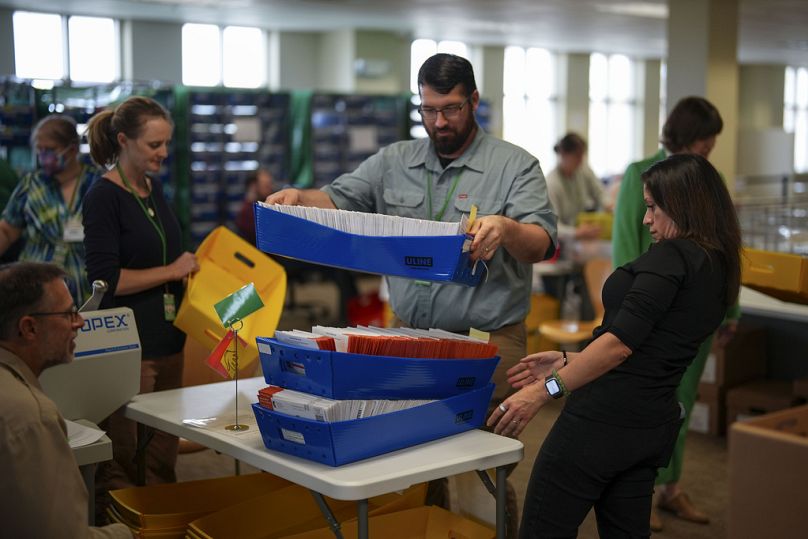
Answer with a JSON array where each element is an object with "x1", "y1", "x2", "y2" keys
[
  {"x1": 83, "y1": 95, "x2": 198, "y2": 521},
  {"x1": 0, "y1": 114, "x2": 100, "y2": 304}
]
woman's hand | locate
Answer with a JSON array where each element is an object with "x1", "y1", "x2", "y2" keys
[
  {"x1": 507, "y1": 351, "x2": 565, "y2": 389},
  {"x1": 486, "y1": 381, "x2": 549, "y2": 438},
  {"x1": 169, "y1": 251, "x2": 199, "y2": 281}
]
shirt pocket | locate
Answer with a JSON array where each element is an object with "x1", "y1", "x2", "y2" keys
[
  {"x1": 453, "y1": 196, "x2": 504, "y2": 217},
  {"x1": 382, "y1": 189, "x2": 425, "y2": 219}
]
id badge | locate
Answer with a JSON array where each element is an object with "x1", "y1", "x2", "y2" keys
[
  {"x1": 163, "y1": 293, "x2": 176, "y2": 321},
  {"x1": 63, "y1": 216, "x2": 85, "y2": 242}
]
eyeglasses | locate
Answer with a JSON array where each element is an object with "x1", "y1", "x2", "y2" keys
[
  {"x1": 28, "y1": 307, "x2": 81, "y2": 323},
  {"x1": 418, "y1": 98, "x2": 470, "y2": 121}
]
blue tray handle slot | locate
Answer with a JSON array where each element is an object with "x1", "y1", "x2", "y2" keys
[
  {"x1": 257, "y1": 337, "x2": 499, "y2": 400},
  {"x1": 257, "y1": 337, "x2": 336, "y2": 397},
  {"x1": 252, "y1": 383, "x2": 495, "y2": 466},
  {"x1": 254, "y1": 204, "x2": 482, "y2": 286}
]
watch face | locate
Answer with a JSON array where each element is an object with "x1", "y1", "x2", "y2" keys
[{"x1": 546, "y1": 378, "x2": 561, "y2": 396}]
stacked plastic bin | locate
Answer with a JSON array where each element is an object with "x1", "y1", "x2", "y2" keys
[
  {"x1": 251, "y1": 206, "x2": 497, "y2": 466},
  {"x1": 252, "y1": 336, "x2": 498, "y2": 466}
]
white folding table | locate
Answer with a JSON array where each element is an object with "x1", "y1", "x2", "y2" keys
[{"x1": 125, "y1": 377, "x2": 523, "y2": 538}]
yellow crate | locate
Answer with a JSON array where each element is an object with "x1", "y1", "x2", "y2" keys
[
  {"x1": 285, "y1": 505, "x2": 494, "y2": 539},
  {"x1": 109, "y1": 472, "x2": 290, "y2": 531},
  {"x1": 576, "y1": 212, "x2": 613, "y2": 240},
  {"x1": 526, "y1": 293, "x2": 560, "y2": 354},
  {"x1": 174, "y1": 226, "x2": 286, "y2": 370},
  {"x1": 742, "y1": 248, "x2": 808, "y2": 304},
  {"x1": 188, "y1": 482, "x2": 427, "y2": 539}
]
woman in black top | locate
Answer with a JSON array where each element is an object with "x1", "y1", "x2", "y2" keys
[
  {"x1": 488, "y1": 154, "x2": 741, "y2": 538},
  {"x1": 83, "y1": 96, "x2": 199, "y2": 517}
]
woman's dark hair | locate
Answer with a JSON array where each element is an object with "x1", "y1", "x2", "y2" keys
[
  {"x1": 641, "y1": 154, "x2": 741, "y2": 306},
  {"x1": 661, "y1": 96, "x2": 723, "y2": 153},
  {"x1": 86, "y1": 96, "x2": 172, "y2": 168},
  {"x1": 554, "y1": 133, "x2": 587, "y2": 155},
  {"x1": 417, "y1": 53, "x2": 477, "y2": 97},
  {"x1": 30, "y1": 114, "x2": 79, "y2": 149},
  {"x1": 0, "y1": 262, "x2": 66, "y2": 340}
]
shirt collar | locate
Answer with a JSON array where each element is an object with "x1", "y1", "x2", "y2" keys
[{"x1": 0, "y1": 346, "x2": 41, "y2": 391}]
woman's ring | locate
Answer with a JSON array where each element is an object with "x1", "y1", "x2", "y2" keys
[{"x1": 498, "y1": 403, "x2": 508, "y2": 413}]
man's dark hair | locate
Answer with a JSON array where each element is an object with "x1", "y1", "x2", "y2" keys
[
  {"x1": 417, "y1": 53, "x2": 478, "y2": 97},
  {"x1": 661, "y1": 96, "x2": 723, "y2": 153},
  {"x1": 0, "y1": 262, "x2": 66, "y2": 340},
  {"x1": 642, "y1": 154, "x2": 741, "y2": 307},
  {"x1": 554, "y1": 133, "x2": 588, "y2": 155}
]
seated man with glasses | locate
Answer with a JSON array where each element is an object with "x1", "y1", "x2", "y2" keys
[
  {"x1": 269, "y1": 53, "x2": 557, "y2": 537},
  {"x1": 0, "y1": 261, "x2": 131, "y2": 538}
]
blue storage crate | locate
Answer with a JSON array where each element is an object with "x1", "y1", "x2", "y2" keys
[
  {"x1": 257, "y1": 337, "x2": 499, "y2": 399},
  {"x1": 252, "y1": 383, "x2": 494, "y2": 466},
  {"x1": 254, "y1": 205, "x2": 483, "y2": 286}
]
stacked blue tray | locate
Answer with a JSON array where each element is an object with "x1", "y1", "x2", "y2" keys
[
  {"x1": 251, "y1": 337, "x2": 499, "y2": 466},
  {"x1": 254, "y1": 204, "x2": 482, "y2": 286}
]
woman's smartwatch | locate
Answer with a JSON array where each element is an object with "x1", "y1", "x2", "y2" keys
[{"x1": 545, "y1": 374, "x2": 564, "y2": 399}]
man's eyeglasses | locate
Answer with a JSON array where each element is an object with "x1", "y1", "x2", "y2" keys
[
  {"x1": 418, "y1": 98, "x2": 470, "y2": 121},
  {"x1": 28, "y1": 307, "x2": 81, "y2": 323}
]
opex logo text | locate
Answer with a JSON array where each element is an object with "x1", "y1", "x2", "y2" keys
[{"x1": 81, "y1": 313, "x2": 130, "y2": 333}]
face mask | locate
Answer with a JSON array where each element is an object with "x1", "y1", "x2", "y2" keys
[{"x1": 37, "y1": 148, "x2": 67, "y2": 176}]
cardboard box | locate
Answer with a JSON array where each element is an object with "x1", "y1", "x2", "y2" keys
[
  {"x1": 726, "y1": 379, "x2": 800, "y2": 425},
  {"x1": 689, "y1": 383, "x2": 726, "y2": 436},
  {"x1": 728, "y1": 405, "x2": 808, "y2": 539},
  {"x1": 699, "y1": 328, "x2": 766, "y2": 389}
]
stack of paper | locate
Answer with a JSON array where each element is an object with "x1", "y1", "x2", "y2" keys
[
  {"x1": 258, "y1": 385, "x2": 434, "y2": 422},
  {"x1": 260, "y1": 203, "x2": 469, "y2": 237},
  {"x1": 274, "y1": 326, "x2": 498, "y2": 359}
]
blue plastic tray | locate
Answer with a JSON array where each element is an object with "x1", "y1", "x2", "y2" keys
[
  {"x1": 257, "y1": 337, "x2": 499, "y2": 400},
  {"x1": 252, "y1": 383, "x2": 494, "y2": 466},
  {"x1": 254, "y1": 204, "x2": 482, "y2": 286}
]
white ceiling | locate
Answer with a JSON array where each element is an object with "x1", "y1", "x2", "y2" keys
[{"x1": 2, "y1": 0, "x2": 807, "y2": 66}]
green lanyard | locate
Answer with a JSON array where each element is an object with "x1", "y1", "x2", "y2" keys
[
  {"x1": 66, "y1": 165, "x2": 84, "y2": 213},
  {"x1": 426, "y1": 169, "x2": 463, "y2": 222},
  {"x1": 117, "y1": 163, "x2": 167, "y2": 266}
]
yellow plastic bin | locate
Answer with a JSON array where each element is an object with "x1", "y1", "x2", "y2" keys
[
  {"x1": 742, "y1": 248, "x2": 808, "y2": 304},
  {"x1": 174, "y1": 226, "x2": 287, "y2": 372},
  {"x1": 576, "y1": 211, "x2": 613, "y2": 240},
  {"x1": 108, "y1": 472, "x2": 290, "y2": 531},
  {"x1": 285, "y1": 505, "x2": 495, "y2": 539},
  {"x1": 188, "y1": 482, "x2": 427, "y2": 539}
]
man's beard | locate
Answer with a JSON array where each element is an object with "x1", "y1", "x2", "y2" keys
[{"x1": 428, "y1": 117, "x2": 475, "y2": 156}]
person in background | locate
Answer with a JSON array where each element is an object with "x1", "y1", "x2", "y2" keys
[
  {"x1": 269, "y1": 53, "x2": 557, "y2": 537},
  {"x1": 0, "y1": 261, "x2": 131, "y2": 538},
  {"x1": 612, "y1": 96, "x2": 740, "y2": 531},
  {"x1": 0, "y1": 156, "x2": 21, "y2": 263},
  {"x1": 0, "y1": 115, "x2": 102, "y2": 304},
  {"x1": 491, "y1": 154, "x2": 742, "y2": 538},
  {"x1": 83, "y1": 96, "x2": 199, "y2": 520},
  {"x1": 545, "y1": 133, "x2": 605, "y2": 241},
  {"x1": 235, "y1": 167, "x2": 274, "y2": 245}
]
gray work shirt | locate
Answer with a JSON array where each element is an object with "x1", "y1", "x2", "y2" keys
[{"x1": 323, "y1": 128, "x2": 557, "y2": 332}]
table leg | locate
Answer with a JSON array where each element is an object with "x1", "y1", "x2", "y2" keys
[
  {"x1": 496, "y1": 466, "x2": 507, "y2": 539},
  {"x1": 475, "y1": 469, "x2": 507, "y2": 538},
  {"x1": 135, "y1": 422, "x2": 153, "y2": 486},
  {"x1": 310, "y1": 491, "x2": 344, "y2": 539},
  {"x1": 79, "y1": 464, "x2": 96, "y2": 524},
  {"x1": 357, "y1": 498, "x2": 369, "y2": 539}
]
